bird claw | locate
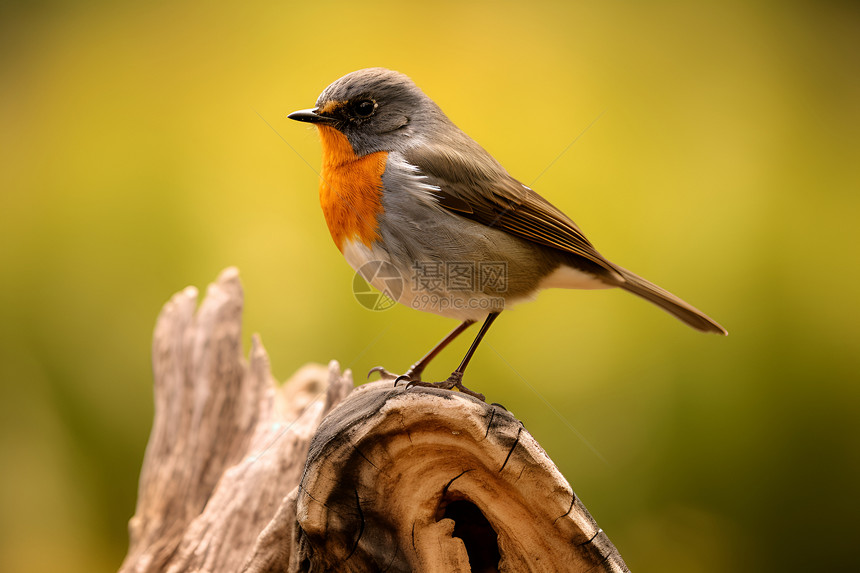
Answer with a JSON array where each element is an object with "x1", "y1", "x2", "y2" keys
[
  {"x1": 450, "y1": 381, "x2": 485, "y2": 402},
  {"x1": 402, "y1": 372, "x2": 485, "y2": 402},
  {"x1": 369, "y1": 367, "x2": 484, "y2": 401},
  {"x1": 368, "y1": 367, "x2": 423, "y2": 388},
  {"x1": 442, "y1": 371, "x2": 485, "y2": 401},
  {"x1": 367, "y1": 366, "x2": 398, "y2": 381}
]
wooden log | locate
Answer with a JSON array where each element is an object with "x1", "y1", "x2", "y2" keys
[{"x1": 121, "y1": 268, "x2": 629, "y2": 573}]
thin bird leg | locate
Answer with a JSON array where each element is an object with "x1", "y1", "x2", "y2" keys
[
  {"x1": 408, "y1": 312, "x2": 501, "y2": 401},
  {"x1": 367, "y1": 319, "x2": 475, "y2": 382},
  {"x1": 404, "y1": 319, "x2": 476, "y2": 380}
]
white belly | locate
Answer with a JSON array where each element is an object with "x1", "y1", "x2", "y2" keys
[
  {"x1": 341, "y1": 240, "x2": 510, "y2": 321},
  {"x1": 537, "y1": 264, "x2": 613, "y2": 290}
]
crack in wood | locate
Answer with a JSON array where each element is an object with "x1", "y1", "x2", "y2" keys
[
  {"x1": 441, "y1": 469, "x2": 474, "y2": 498},
  {"x1": 344, "y1": 488, "x2": 365, "y2": 561},
  {"x1": 351, "y1": 442, "x2": 379, "y2": 470},
  {"x1": 298, "y1": 485, "x2": 328, "y2": 510},
  {"x1": 484, "y1": 408, "x2": 496, "y2": 439},
  {"x1": 553, "y1": 494, "x2": 576, "y2": 525},
  {"x1": 582, "y1": 550, "x2": 613, "y2": 573},
  {"x1": 499, "y1": 426, "x2": 522, "y2": 473},
  {"x1": 577, "y1": 527, "x2": 603, "y2": 547},
  {"x1": 298, "y1": 484, "x2": 357, "y2": 528},
  {"x1": 380, "y1": 543, "x2": 398, "y2": 572}
]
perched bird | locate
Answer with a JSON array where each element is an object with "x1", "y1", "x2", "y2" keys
[{"x1": 289, "y1": 68, "x2": 726, "y2": 400}]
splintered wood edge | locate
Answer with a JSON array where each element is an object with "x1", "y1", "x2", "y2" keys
[
  {"x1": 122, "y1": 268, "x2": 357, "y2": 573},
  {"x1": 295, "y1": 381, "x2": 629, "y2": 573}
]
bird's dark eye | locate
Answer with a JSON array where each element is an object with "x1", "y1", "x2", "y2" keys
[{"x1": 353, "y1": 99, "x2": 377, "y2": 118}]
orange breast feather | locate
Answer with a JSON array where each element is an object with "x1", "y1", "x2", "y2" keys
[{"x1": 316, "y1": 125, "x2": 387, "y2": 251}]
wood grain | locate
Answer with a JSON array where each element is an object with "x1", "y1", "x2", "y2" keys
[{"x1": 121, "y1": 268, "x2": 629, "y2": 573}]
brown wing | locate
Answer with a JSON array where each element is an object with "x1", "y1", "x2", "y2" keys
[
  {"x1": 402, "y1": 142, "x2": 727, "y2": 334},
  {"x1": 403, "y1": 143, "x2": 624, "y2": 282}
]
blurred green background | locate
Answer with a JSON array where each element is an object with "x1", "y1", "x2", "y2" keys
[{"x1": 2, "y1": 0, "x2": 858, "y2": 571}]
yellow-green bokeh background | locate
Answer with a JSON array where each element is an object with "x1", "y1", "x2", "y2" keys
[{"x1": 2, "y1": 1, "x2": 858, "y2": 571}]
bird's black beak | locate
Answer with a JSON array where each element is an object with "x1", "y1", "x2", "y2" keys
[{"x1": 287, "y1": 108, "x2": 336, "y2": 125}]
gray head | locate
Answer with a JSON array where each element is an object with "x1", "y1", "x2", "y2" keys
[{"x1": 288, "y1": 68, "x2": 450, "y2": 156}]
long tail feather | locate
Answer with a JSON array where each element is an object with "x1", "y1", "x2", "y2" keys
[{"x1": 616, "y1": 267, "x2": 727, "y2": 335}]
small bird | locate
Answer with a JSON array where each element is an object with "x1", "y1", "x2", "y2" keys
[{"x1": 289, "y1": 68, "x2": 726, "y2": 401}]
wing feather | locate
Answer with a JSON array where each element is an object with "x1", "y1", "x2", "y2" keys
[{"x1": 403, "y1": 144, "x2": 622, "y2": 280}]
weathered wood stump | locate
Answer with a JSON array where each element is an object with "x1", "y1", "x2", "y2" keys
[{"x1": 120, "y1": 268, "x2": 629, "y2": 572}]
